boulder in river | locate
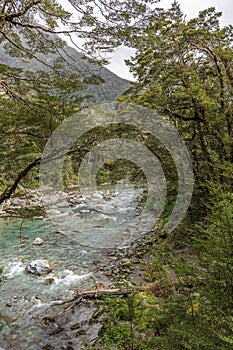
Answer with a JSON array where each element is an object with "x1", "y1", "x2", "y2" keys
[
  {"x1": 25, "y1": 260, "x2": 52, "y2": 275},
  {"x1": 33, "y1": 237, "x2": 44, "y2": 246}
]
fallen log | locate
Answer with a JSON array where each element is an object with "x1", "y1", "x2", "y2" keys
[
  {"x1": 76, "y1": 288, "x2": 131, "y2": 298},
  {"x1": 43, "y1": 288, "x2": 133, "y2": 320},
  {"x1": 50, "y1": 288, "x2": 133, "y2": 307}
]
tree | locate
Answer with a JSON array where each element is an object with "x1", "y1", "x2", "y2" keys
[{"x1": 118, "y1": 2, "x2": 233, "y2": 218}]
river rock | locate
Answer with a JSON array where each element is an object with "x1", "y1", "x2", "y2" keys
[
  {"x1": 25, "y1": 260, "x2": 52, "y2": 275},
  {"x1": 33, "y1": 237, "x2": 44, "y2": 246}
]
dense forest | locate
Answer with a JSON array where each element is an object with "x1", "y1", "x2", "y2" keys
[{"x1": 0, "y1": 1, "x2": 233, "y2": 349}]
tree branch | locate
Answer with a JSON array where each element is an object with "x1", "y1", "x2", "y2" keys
[
  {"x1": 0, "y1": 157, "x2": 41, "y2": 204},
  {"x1": 10, "y1": 20, "x2": 84, "y2": 34},
  {"x1": 0, "y1": 0, "x2": 42, "y2": 22},
  {"x1": 163, "y1": 108, "x2": 205, "y2": 122}
]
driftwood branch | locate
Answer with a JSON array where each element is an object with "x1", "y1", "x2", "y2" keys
[
  {"x1": 76, "y1": 288, "x2": 131, "y2": 298},
  {"x1": 43, "y1": 288, "x2": 133, "y2": 320},
  {"x1": 51, "y1": 288, "x2": 132, "y2": 307}
]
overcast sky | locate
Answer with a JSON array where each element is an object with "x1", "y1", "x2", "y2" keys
[{"x1": 107, "y1": 0, "x2": 233, "y2": 80}]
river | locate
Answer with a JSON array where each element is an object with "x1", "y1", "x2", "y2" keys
[{"x1": 0, "y1": 184, "x2": 153, "y2": 349}]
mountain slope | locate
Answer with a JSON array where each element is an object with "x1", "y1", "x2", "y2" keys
[{"x1": 0, "y1": 42, "x2": 131, "y2": 104}]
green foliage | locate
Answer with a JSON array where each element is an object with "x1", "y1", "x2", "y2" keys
[
  {"x1": 99, "y1": 293, "x2": 161, "y2": 350},
  {"x1": 0, "y1": 69, "x2": 80, "y2": 187},
  {"x1": 96, "y1": 159, "x2": 146, "y2": 186},
  {"x1": 96, "y1": 240, "x2": 233, "y2": 349},
  {"x1": 195, "y1": 181, "x2": 233, "y2": 334},
  {"x1": 62, "y1": 156, "x2": 79, "y2": 189},
  {"x1": 119, "y1": 2, "x2": 233, "y2": 220},
  {"x1": 198, "y1": 190, "x2": 233, "y2": 295}
]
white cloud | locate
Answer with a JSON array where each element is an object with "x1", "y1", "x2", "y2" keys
[
  {"x1": 160, "y1": 0, "x2": 233, "y2": 25},
  {"x1": 108, "y1": 0, "x2": 233, "y2": 80}
]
